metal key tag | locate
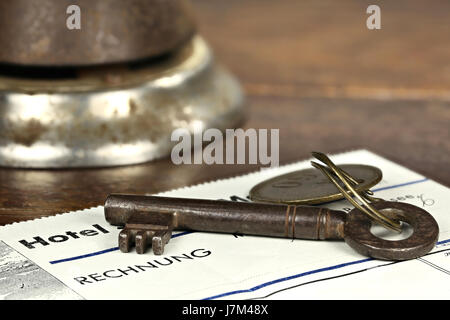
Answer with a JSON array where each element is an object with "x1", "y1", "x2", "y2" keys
[{"x1": 249, "y1": 164, "x2": 382, "y2": 205}]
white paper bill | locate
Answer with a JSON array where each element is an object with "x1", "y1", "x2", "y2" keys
[{"x1": 1, "y1": 149, "x2": 449, "y2": 300}]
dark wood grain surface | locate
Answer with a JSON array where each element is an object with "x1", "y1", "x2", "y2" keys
[{"x1": 1, "y1": 0, "x2": 449, "y2": 225}]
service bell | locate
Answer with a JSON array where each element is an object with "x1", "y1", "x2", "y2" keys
[{"x1": 0, "y1": 0, "x2": 244, "y2": 167}]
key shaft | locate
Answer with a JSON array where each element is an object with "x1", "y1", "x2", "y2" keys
[{"x1": 105, "y1": 194, "x2": 346, "y2": 254}]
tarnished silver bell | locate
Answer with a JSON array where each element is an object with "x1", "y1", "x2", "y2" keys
[{"x1": 0, "y1": 1, "x2": 245, "y2": 168}]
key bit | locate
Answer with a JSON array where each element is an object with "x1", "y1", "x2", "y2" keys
[
  {"x1": 119, "y1": 228, "x2": 172, "y2": 255},
  {"x1": 117, "y1": 213, "x2": 173, "y2": 254},
  {"x1": 104, "y1": 194, "x2": 439, "y2": 260}
]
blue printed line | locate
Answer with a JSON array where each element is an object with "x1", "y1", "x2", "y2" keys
[
  {"x1": 203, "y1": 237, "x2": 450, "y2": 300},
  {"x1": 50, "y1": 247, "x2": 119, "y2": 264},
  {"x1": 372, "y1": 178, "x2": 428, "y2": 193},
  {"x1": 172, "y1": 231, "x2": 194, "y2": 238},
  {"x1": 48, "y1": 178, "x2": 430, "y2": 265},
  {"x1": 202, "y1": 258, "x2": 373, "y2": 300},
  {"x1": 437, "y1": 239, "x2": 450, "y2": 245},
  {"x1": 49, "y1": 231, "x2": 194, "y2": 264}
]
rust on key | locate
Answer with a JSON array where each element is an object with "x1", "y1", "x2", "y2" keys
[{"x1": 104, "y1": 194, "x2": 439, "y2": 260}]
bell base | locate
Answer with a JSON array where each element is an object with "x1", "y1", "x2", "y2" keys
[{"x1": 0, "y1": 36, "x2": 245, "y2": 168}]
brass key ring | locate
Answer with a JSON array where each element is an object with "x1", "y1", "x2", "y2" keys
[{"x1": 310, "y1": 151, "x2": 403, "y2": 232}]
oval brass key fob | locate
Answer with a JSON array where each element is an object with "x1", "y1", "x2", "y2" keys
[
  {"x1": 104, "y1": 195, "x2": 439, "y2": 261},
  {"x1": 249, "y1": 164, "x2": 382, "y2": 205}
]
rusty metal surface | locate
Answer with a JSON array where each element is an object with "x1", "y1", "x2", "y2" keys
[
  {"x1": 104, "y1": 194, "x2": 346, "y2": 255},
  {"x1": 104, "y1": 194, "x2": 439, "y2": 260},
  {"x1": 0, "y1": 0, "x2": 196, "y2": 66},
  {"x1": 0, "y1": 36, "x2": 245, "y2": 167},
  {"x1": 344, "y1": 201, "x2": 439, "y2": 261}
]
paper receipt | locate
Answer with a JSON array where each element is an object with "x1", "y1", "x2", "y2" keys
[{"x1": 1, "y1": 149, "x2": 449, "y2": 300}]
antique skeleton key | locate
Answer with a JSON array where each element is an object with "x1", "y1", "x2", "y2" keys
[{"x1": 104, "y1": 194, "x2": 438, "y2": 261}]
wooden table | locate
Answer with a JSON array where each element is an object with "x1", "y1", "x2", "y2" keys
[{"x1": 1, "y1": 0, "x2": 449, "y2": 225}]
